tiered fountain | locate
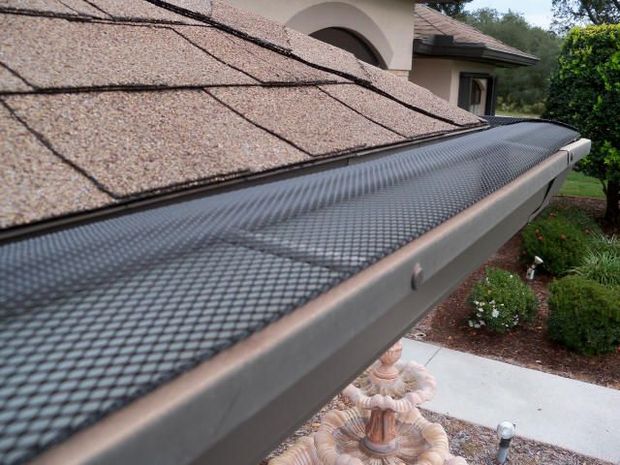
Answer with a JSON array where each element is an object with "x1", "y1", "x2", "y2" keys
[{"x1": 270, "y1": 341, "x2": 467, "y2": 465}]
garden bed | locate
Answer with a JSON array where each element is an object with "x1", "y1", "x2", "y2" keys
[{"x1": 407, "y1": 197, "x2": 620, "y2": 389}]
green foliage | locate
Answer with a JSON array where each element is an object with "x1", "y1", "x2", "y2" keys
[
  {"x1": 522, "y1": 207, "x2": 601, "y2": 275},
  {"x1": 427, "y1": 0, "x2": 472, "y2": 18},
  {"x1": 548, "y1": 275, "x2": 620, "y2": 354},
  {"x1": 572, "y1": 250, "x2": 620, "y2": 286},
  {"x1": 552, "y1": 0, "x2": 620, "y2": 32},
  {"x1": 544, "y1": 24, "x2": 620, "y2": 224},
  {"x1": 462, "y1": 9, "x2": 563, "y2": 113},
  {"x1": 572, "y1": 235, "x2": 620, "y2": 286},
  {"x1": 468, "y1": 267, "x2": 538, "y2": 333}
]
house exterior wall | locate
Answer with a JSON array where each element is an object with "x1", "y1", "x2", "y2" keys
[
  {"x1": 225, "y1": 0, "x2": 415, "y2": 72},
  {"x1": 410, "y1": 58, "x2": 496, "y2": 106}
]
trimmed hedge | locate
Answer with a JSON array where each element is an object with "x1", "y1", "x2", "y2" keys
[
  {"x1": 548, "y1": 276, "x2": 620, "y2": 355},
  {"x1": 468, "y1": 267, "x2": 538, "y2": 333},
  {"x1": 522, "y1": 207, "x2": 600, "y2": 276}
]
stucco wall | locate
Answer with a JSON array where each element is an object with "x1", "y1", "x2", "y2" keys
[
  {"x1": 226, "y1": 0, "x2": 415, "y2": 71},
  {"x1": 411, "y1": 58, "x2": 496, "y2": 106}
]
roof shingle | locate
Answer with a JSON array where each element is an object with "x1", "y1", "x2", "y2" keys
[
  {"x1": 319, "y1": 84, "x2": 458, "y2": 138},
  {"x1": 175, "y1": 26, "x2": 346, "y2": 84},
  {"x1": 4, "y1": 90, "x2": 310, "y2": 197},
  {"x1": 209, "y1": 86, "x2": 405, "y2": 156},
  {"x1": 0, "y1": 104, "x2": 113, "y2": 228},
  {"x1": 0, "y1": 15, "x2": 257, "y2": 89},
  {"x1": 414, "y1": 5, "x2": 538, "y2": 62}
]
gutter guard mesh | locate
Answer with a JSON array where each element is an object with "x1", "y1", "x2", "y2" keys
[{"x1": 0, "y1": 122, "x2": 578, "y2": 464}]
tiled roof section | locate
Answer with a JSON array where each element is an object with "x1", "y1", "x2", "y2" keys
[
  {"x1": 285, "y1": 27, "x2": 370, "y2": 82},
  {"x1": 0, "y1": 0, "x2": 78, "y2": 16},
  {"x1": 4, "y1": 91, "x2": 310, "y2": 197},
  {"x1": 0, "y1": 15, "x2": 257, "y2": 89},
  {"x1": 209, "y1": 86, "x2": 404, "y2": 156},
  {"x1": 0, "y1": 105, "x2": 113, "y2": 228},
  {"x1": 414, "y1": 5, "x2": 537, "y2": 61},
  {"x1": 175, "y1": 26, "x2": 347, "y2": 84},
  {"x1": 0, "y1": 0, "x2": 485, "y2": 230},
  {"x1": 209, "y1": 0, "x2": 290, "y2": 50},
  {"x1": 0, "y1": 65, "x2": 31, "y2": 92},
  {"x1": 319, "y1": 84, "x2": 457, "y2": 138},
  {"x1": 86, "y1": 0, "x2": 202, "y2": 23},
  {"x1": 358, "y1": 60, "x2": 483, "y2": 126}
]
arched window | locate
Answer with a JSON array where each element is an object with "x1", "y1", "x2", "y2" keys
[{"x1": 310, "y1": 27, "x2": 385, "y2": 68}]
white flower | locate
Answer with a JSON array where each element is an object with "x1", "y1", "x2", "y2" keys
[
  {"x1": 492, "y1": 309, "x2": 500, "y2": 318},
  {"x1": 468, "y1": 320, "x2": 474, "y2": 327}
]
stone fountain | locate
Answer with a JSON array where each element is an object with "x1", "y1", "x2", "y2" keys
[{"x1": 270, "y1": 341, "x2": 467, "y2": 465}]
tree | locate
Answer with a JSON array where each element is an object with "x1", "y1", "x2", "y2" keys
[
  {"x1": 544, "y1": 25, "x2": 620, "y2": 225},
  {"x1": 551, "y1": 0, "x2": 620, "y2": 32},
  {"x1": 463, "y1": 9, "x2": 563, "y2": 113},
  {"x1": 427, "y1": 1, "x2": 472, "y2": 18}
]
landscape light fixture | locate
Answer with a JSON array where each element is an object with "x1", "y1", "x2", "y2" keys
[
  {"x1": 496, "y1": 421, "x2": 516, "y2": 464},
  {"x1": 526, "y1": 256, "x2": 543, "y2": 281}
]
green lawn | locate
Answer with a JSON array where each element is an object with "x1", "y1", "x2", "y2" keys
[
  {"x1": 559, "y1": 171, "x2": 605, "y2": 199},
  {"x1": 495, "y1": 111, "x2": 540, "y2": 119}
]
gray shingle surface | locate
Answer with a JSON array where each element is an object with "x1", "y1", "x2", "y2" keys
[
  {"x1": 359, "y1": 60, "x2": 483, "y2": 126},
  {"x1": 320, "y1": 84, "x2": 457, "y2": 138},
  {"x1": 285, "y1": 27, "x2": 370, "y2": 82},
  {"x1": 0, "y1": 65, "x2": 31, "y2": 92},
  {"x1": 176, "y1": 26, "x2": 346, "y2": 84},
  {"x1": 209, "y1": 0, "x2": 290, "y2": 50},
  {"x1": 0, "y1": 0, "x2": 74, "y2": 14},
  {"x1": 0, "y1": 15, "x2": 256, "y2": 88},
  {"x1": 88, "y1": 0, "x2": 202, "y2": 23},
  {"x1": 210, "y1": 86, "x2": 404, "y2": 156},
  {"x1": 0, "y1": 104, "x2": 112, "y2": 228},
  {"x1": 56, "y1": 0, "x2": 109, "y2": 17},
  {"x1": 4, "y1": 90, "x2": 309, "y2": 197}
]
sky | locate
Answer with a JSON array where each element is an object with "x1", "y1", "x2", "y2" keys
[{"x1": 465, "y1": 0, "x2": 554, "y2": 29}]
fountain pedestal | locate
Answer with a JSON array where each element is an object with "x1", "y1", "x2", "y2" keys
[{"x1": 270, "y1": 341, "x2": 467, "y2": 465}]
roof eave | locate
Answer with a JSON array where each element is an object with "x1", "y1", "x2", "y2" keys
[
  {"x1": 29, "y1": 137, "x2": 590, "y2": 465},
  {"x1": 414, "y1": 39, "x2": 540, "y2": 67}
]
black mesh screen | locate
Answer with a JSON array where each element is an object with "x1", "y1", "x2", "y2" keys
[{"x1": 0, "y1": 122, "x2": 578, "y2": 464}]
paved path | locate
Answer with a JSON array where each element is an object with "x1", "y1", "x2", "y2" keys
[{"x1": 401, "y1": 339, "x2": 620, "y2": 463}]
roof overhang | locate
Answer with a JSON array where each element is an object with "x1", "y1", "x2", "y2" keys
[
  {"x1": 30, "y1": 137, "x2": 590, "y2": 465},
  {"x1": 414, "y1": 38, "x2": 539, "y2": 67}
]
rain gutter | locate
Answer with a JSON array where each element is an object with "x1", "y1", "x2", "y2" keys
[{"x1": 30, "y1": 137, "x2": 590, "y2": 465}]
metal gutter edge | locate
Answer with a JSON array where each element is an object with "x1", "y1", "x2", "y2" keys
[{"x1": 30, "y1": 138, "x2": 591, "y2": 465}]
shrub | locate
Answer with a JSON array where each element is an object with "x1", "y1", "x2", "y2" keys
[
  {"x1": 548, "y1": 276, "x2": 620, "y2": 355},
  {"x1": 522, "y1": 207, "x2": 599, "y2": 275},
  {"x1": 544, "y1": 24, "x2": 620, "y2": 225},
  {"x1": 572, "y1": 235, "x2": 620, "y2": 287},
  {"x1": 468, "y1": 267, "x2": 538, "y2": 333}
]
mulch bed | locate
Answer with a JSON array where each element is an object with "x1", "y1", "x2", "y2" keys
[{"x1": 407, "y1": 196, "x2": 620, "y2": 389}]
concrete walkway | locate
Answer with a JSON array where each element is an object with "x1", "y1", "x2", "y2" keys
[{"x1": 401, "y1": 339, "x2": 620, "y2": 463}]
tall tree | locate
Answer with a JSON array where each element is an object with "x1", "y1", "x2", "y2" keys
[
  {"x1": 427, "y1": 1, "x2": 472, "y2": 18},
  {"x1": 463, "y1": 9, "x2": 563, "y2": 113},
  {"x1": 552, "y1": 0, "x2": 620, "y2": 32},
  {"x1": 544, "y1": 24, "x2": 620, "y2": 224}
]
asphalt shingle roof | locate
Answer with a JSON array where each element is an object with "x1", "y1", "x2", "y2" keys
[
  {"x1": 0, "y1": 0, "x2": 485, "y2": 230},
  {"x1": 414, "y1": 5, "x2": 538, "y2": 62}
]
